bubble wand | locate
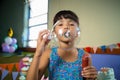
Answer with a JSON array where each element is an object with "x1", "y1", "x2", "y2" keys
[{"x1": 43, "y1": 21, "x2": 60, "y2": 39}]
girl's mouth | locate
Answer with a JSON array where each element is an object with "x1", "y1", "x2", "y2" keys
[
  {"x1": 64, "y1": 30, "x2": 71, "y2": 38},
  {"x1": 58, "y1": 29, "x2": 71, "y2": 38}
]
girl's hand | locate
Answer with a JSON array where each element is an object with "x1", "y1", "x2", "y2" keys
[
  {"x1": 81, "y1": 53, "x2": 98, "y2": 79},
  {"x1": 35, "y1": 30, "x2": 51, "y2": 57},
  {"x1": 82, "y1": 66, "x2": 98, "y2": 79}
]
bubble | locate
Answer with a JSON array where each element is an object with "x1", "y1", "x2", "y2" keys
[
  {"x1": 64, "y1": 30, "x2": 70, "y2": 38},
  {"x1": 48, "y1": 20, "x2": 81, "y2": 48}
]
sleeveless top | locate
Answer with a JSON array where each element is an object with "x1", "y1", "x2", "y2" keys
[{"x1": 48, "y1": 47, "x2": 85, "y2": 80}]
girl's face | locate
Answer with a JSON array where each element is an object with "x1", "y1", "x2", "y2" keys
[{"x1": 54, "y1": 18, "x2": 79, "y2": 42}]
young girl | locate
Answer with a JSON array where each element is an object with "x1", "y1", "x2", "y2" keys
[{"x1": 27, "y1": 10, "x2": 97, "y2": 80}]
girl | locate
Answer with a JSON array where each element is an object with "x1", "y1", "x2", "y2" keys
[{"x1": 27, "y1": 10, "x2": 97, "y2": 80}]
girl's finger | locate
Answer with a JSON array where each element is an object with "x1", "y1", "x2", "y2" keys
[
  {"x1": 83, "y1": 74, "x2": 97, "y2": 79},
  {"x1": 38, "y1": 30, "x2": 50, "y2": 41},
  {"x1": 83, "y1": 66, "x2": 95, "y2": 71}
]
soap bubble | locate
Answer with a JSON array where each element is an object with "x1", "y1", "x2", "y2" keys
[{"x1": 48, "y1": 28, "x2": 81, "y2": 49}]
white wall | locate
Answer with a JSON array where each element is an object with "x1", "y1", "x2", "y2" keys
[{"x1": 48, "y1": 0, "x2": 120, "y2": 47}]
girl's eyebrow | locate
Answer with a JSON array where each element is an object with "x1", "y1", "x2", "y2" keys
[{"x1": 68, "y1": 19, "x2": 76, "y2": 23}]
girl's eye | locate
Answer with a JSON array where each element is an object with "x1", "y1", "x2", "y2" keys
[
  {"x1": 58, "y1": 23, "x2": 63, "y2": 26},
  {"x1": 69, "y1": 24, "x2": 75, "y2": 26}
]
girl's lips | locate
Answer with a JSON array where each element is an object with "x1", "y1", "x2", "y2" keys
[{"x1": 64, "y1": 30, "x2": 71, "y2": 38}]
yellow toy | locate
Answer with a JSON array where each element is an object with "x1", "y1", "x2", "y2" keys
[{"x1": 8, "y1": 27, "x2": 13, "y2": 37}]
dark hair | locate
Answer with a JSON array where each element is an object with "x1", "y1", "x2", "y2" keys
[{"x1": 53, "y1": 10, "x2": 79, "y2": 25}]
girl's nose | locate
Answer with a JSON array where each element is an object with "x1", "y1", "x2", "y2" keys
[{"x1": 64, "y1": 25, "x2": 70, "y2": 29}]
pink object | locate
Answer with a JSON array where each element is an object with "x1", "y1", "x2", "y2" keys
[
  {"x1": 41, "y1": 75, "x2": 49, "y2": 80},
  {"x1": 22, "y1": 57, "x2": 29, "y2": 61},
  {"x1": 19, "y1": 60, "x2": 25, "y2": 71},
  {"x1": 22, "y1": 57, "x2": 30, "y2": 65},
  {"x1": 9, "y1": 46, "x2": 16, "y2": 53}
]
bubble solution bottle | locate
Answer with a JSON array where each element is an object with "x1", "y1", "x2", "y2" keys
[{"x1": 82, "y1": 53, "x2": 91, "y2": 80}]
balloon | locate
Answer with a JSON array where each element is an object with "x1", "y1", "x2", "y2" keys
[
  {"x1": 12, "y1": 38, "x2": 17, "y2": 44},
  {"x1": 5, "y1": 37, "x2": 12, "y2": 45},
  {"x1": 2, "y1": 29, "x2": 18, "y2": 53},
  {"x1": 2, "y1": 45, "x2": 10, "y2": 52},
  {"x1": 2, "y1": 43, "x2": 8, "y2": 47},
  {"x1": 9, "y1": 46, "x2": 16, "y2": 53},
  {"x1": 12, "y1": 44, "x2": 18, "y2": 49}
]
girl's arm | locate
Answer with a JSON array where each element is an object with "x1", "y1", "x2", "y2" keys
[
  {"x1": 26, "y1": 53, "x2": 41, "y2": 80},
  {"x1": 38, "y1": 48, "x2": 51, "y2": 80},
  {"x1": 26, "y1": 30, "x2": 51, "y2": 80},
  {"x1": 26, "y1": 48, "x2": 50, "y2": 80}
]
